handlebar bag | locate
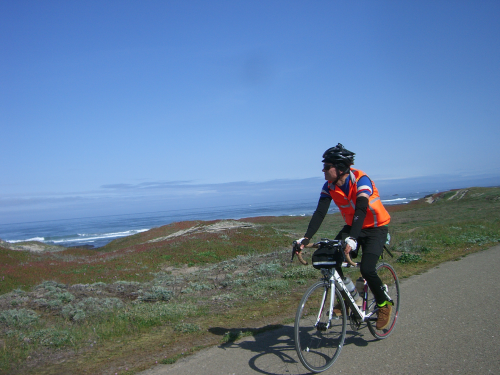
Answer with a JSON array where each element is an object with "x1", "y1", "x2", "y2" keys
[{"x1": 312, "y1": 244, "x2": 344, "y2": 269}]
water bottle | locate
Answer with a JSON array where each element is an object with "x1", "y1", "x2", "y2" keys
[{"x1": 344, "y1": 277, "x2": 363, "y2": 306}]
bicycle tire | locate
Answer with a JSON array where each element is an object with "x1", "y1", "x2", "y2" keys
[
  {"x1": 294, "y1": 280, "x2": 347, "y2": 373},
  {"x1": 366, "y1": 262, "x2": 400, "y2": 339}
]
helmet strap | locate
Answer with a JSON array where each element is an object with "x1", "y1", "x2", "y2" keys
[{"x1": 332, "y1": 167, "x2": 347, "y2": 185}]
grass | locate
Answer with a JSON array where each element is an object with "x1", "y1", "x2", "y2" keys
[{"x1": 0, "y1": 186, "x2": 499, "y2": 374}]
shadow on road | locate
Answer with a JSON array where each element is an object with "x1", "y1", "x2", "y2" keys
[{"x1": 208, "y1": 325, "x2": 377, "y2": 375}]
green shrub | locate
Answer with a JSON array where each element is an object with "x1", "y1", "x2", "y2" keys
[
  {"x1": 138, "y1": 286, "x2": 173, "y2": 302},
  {"x1": 419, "y1": 246, "x2": 432, "y2": 254},
  {"x1": 149, "y1": 272, "x2": 174, "y2": 285},
  {"x1": 121, "y1": 303, "x2": 196, "y2": 327},
  {"x1": 38, "y1": 281, "x2": 66, "y2": 289},
  {"x1": 0, "y1": 308, "x2": 39, "y2": 328},
  {"x1": 62, "y1": 304, "x2": 86, "y2": 321},
  {"x1": 256, "y1": 279, "x2": 289, "y2": 291},
  {"x1": 222, "y1": 330, "x2": 242, "y2": 343},
  {"x1": 34, "y1": 281, "x2": 75, "y2": 304},
  {"x1": 397, "y1": 239, "x2": 419, "y2": 252},
  {"x1": 459, "y1": 234, "x2": 500, "y2": 244},
  {"x1": 232, "y1": 254, "x2": 254, "y2": 266},
  {"x1": 10, "y1": 298, "x2": 26, "y2": 307},
  {"x1": 114, "y1": 280, "x2": 141, "y2": 286},
  {"x1": 282, "y1": 266, "x2": 318, "y2": 279},
  {"x1": 212, "y1": 293, "x2": 236, "y2": 302},
  {"x1": 232, "y1": 278, "x2": 249, "y2": 287},
  {"x1": 397, "y1": 253, "x2": 422, "y2": 264},
  {"x1": 32, "y1": 298, "x2": 49, "y2": 308},
  {"x1": 185, "y1": 282, "x2": 213, "y2": 292},
  {"x1": 174, "y1": 323, "x2": 200, "y2": 333},
  {"x1": 221, "y1": 263, "x2": 238, "y2": 271},
  {"x1": 90, "y1": 282, "x2": 107, "y2": 288},
  {"x1": 62, "y1": 297, "x2": 124, "y2": 321},
  {"x1": 47, "y1": 300, "x2": 64, "y2": 309},
  {"x1": 54, "y1": 291, "x2": 75, "y2": 303},
  {"x1": 245, "y1": 278, "x2": 289, "y2": 300},
  {"x1": 12, "y1": 288, "x2": 27, "y2": 296},
  {"x1": 255, "y1": 262, "x2": 281, "y2": 276},
  {"x1": 28, "y1": 328, "x2": 74, "y2": 347},
  {"x1": 218, "y1": 276, "x2": 233, "y2": 288}
]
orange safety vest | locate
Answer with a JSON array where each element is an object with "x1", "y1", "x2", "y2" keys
[{"x1": 328, "y1": 168, "x2": 391, "y2": 228}]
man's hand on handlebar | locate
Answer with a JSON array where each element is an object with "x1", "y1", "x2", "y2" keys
[
  {"x1": 344, "y1": 243, "x2": 352, "y2": 254},
  {"x1": 296, "y1": 237, "x2": 310, "y2": 250},
  {"x1": 291, "y1": 238, "x2": 309, "y2": 265},
  {"x1": 344, "y1": 237, "x2": 357, "y2": 255}
]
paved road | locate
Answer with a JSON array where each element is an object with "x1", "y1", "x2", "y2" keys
[{"x1": 139, "y1": 245, "x2": 500, "y2": 375}]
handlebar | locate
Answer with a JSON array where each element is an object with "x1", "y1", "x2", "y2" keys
[
  {"x1": 291, "y1": 241, "x2": 308, "y2": 265},
  {"x1": 291, "y1": 240, "x2": 358, "y2": 267}
]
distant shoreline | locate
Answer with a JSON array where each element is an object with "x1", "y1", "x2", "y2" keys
[
  {"x1": 1, "y1": 194, "x2": 424, "y2": 251},
  {"x1": 4, "y1": 186, "x2": 498, "y2": 250}
]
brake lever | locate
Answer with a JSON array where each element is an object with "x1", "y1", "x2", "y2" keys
[
  {"x1": 291, "y1": 241, "x2": 308, "y2": 265},
  {"x1": 291, "y1": 241, "x2": 298, "y2": 262}
]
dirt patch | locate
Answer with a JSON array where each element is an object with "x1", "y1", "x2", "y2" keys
[
  {"x1": 146, "y1": 220, "x2": 256, "y2": 243},
  {"x1": 0, "y1": 239, "x2": 66, "y2": 253},
  {"x1": 447, "y1": 189, "x2": 469, "y2": 201},
  {"x1": 425, "y1": 189, "x2": 470, "y2": 204},
  {"x1": 161, "y1": 265, "x2": 201, "y2": 276},
  {"x1": 425, "y1": 195, "x2": 436, "y2": 203}
]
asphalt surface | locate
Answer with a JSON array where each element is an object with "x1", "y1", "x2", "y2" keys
[{"x1": 139, "y1": 245, "x2": 500, "y2": 375}]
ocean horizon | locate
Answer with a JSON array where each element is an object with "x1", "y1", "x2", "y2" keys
[{"x1": 0, "y1": 190, "x2": 427, "y2": 248}]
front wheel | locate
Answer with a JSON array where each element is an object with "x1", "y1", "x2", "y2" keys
[
  {"x1": 366, "y1": 262, "x2": 400, "y2": 339},
  {"x1": 294, "y1": 280, "x2": 347, "y2": 373}
]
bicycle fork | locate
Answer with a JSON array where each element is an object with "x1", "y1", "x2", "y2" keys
[{"x1": 314, "y1": 280, "x2": 336, "y2": 331}]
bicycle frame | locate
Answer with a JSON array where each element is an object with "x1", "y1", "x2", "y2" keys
[
  {"x1": 305, "y1": 239, "x2": 393, "y2": 324},
  {"x1": 320, "y1": 267, "x2": 378, "y2": 325}
]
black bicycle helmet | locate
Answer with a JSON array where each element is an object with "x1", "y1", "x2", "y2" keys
[{"x1": 322, "y1": 143, "x2": 355, "y2": 173}]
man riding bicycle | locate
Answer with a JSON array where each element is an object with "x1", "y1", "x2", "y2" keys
[{"x1": 295, "y1": 143, "x2": 392, "y2": 330}]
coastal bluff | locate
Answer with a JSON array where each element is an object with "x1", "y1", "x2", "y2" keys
[{"x1": 0, "y1": 238, "x2": 66, "y2": 253}]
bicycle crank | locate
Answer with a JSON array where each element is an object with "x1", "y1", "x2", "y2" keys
[
  {"x1": 316, "y1": 322, "x2": 328, "y2": 331},
  {"x1": 349, "y1": 313, "x2": 362, "y2": 331}
]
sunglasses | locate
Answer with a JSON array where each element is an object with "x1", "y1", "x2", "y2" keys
[{"x1": 323, "y1": 164, "x2": 335, "y2": 171}]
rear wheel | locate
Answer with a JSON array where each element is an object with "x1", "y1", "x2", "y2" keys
[
  {"x1": 366, "y1": 262, "x2": 400, "y2": 339},
  {"x1": 294, "y1": 280, "x2": 346, "y2": 373}
]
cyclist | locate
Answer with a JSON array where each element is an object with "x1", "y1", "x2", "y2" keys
[{"x1": 295, "y1": 143, "x2": 392, "y2": 329}]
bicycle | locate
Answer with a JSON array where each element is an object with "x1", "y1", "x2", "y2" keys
[{"x1": 291, "y1": 239, "x2": 400, "y2": 373}]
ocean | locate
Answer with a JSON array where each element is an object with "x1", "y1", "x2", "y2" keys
[{"x1": 0, "y1": 191, "x2": 427, "y2": 249}]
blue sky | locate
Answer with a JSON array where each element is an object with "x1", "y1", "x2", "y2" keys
[{"x1": 1, "y1": 0, "x2": 499, "y2": 223}]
